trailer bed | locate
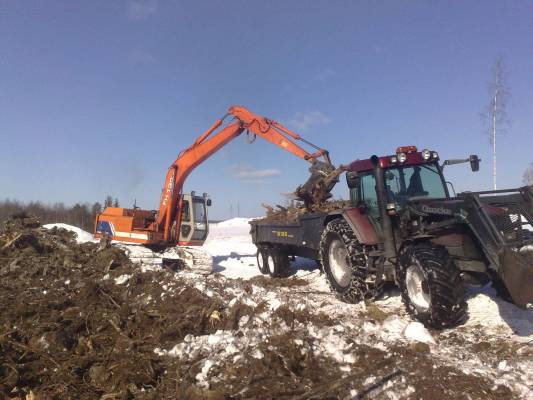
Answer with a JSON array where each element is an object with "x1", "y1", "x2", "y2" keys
[{"x1": 250, "y1": 212, "x2": 327, "y2": 260}]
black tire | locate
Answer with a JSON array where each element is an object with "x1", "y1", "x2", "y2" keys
[
  {"x1": 398, "y1": 243, "x2": 467, "y2": 328},
  {"x1": 319, "y1": 219, "x2": 383, "y2": 303},
  {"x1": 266, "y1": 248, "x2": 290, "y2": 278},
  {"x1": 256, "y1": 247, "x2": 269, "y2": 275}
]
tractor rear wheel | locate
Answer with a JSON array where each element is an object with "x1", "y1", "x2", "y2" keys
[
  {"x1": 398, "y1": 243, "x2": 467, "y2": 328},
  {"x1": 320, "y1": 219, "x2": 383, "y2": 303}
]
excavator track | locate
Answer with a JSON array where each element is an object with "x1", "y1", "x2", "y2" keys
[
  {"x1": 112, "y1": 242, "x2": 213, "y2": 273},
  {"x1": 171, "y1": 246, "x2": 213, "y2": 273}
]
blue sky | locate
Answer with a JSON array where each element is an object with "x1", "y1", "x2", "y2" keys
[{"x1": 1, "y1": 1, "x2": 532, "y2": 219}]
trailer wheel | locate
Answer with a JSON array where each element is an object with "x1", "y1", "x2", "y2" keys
[
  {"x1": 256, "y1": 247, "x2": 269, "y2": 275},
  {"x1": 266, "y1": 249, "x2": 290, "y2": 278},
  {"x1": 320, "y1": 219, "x2": 382, "y2": 302},
  {"x1": 398, "y1": 243, "x2": 467, "y2": 328}
]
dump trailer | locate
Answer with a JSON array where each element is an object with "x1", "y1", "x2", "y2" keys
[{"x1": 250, "y1": 146, "x2": 533, "y2": 329}]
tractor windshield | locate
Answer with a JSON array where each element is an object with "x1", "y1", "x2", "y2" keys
[{"x1": 385, "y1": 163, "x2": 447, "y2": 203}]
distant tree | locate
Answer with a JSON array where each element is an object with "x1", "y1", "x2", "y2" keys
[
  {"x1": 104, "y1": 195, "x2": 113, "y2": 208},
  {"x1": 113, "y1": 198, "x2": 120, "y2": 207},
  {"x1": 0, "y1": 199, "x2": 94, "y2": 232},
  {"x1": 523, "y1": 162, "x2": 533, "y2": 185},
  {"x1": 481, "y1": 57, "x2": 510, "y2": 190},
  {"x1": 91, "y1": 202, "x2": 102, "y2": 216}
]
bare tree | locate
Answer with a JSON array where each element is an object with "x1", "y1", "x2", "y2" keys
[
  {"x1": 481, "y1": 58, "x2": 510, "y2": 190},
  {"x1": 104, "y1": 195, "x2": 113, "y2": 208},
  {"x1": 523, "y1": 162, "x2": 533, "y2": 185}
]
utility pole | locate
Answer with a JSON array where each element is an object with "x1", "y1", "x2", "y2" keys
[
  {"x1": 492, "y1": 91, "x2": 497, "y2": 190},
  {"x1": 481, "y1": 58, "x2": 510, "y2": 191}
]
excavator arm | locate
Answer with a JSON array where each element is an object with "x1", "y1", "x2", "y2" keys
[
  {"x1": 94, "y1": 105, "x2": 339, "y2": 247},
  {"x1": 156, "y1": 105, "x2": 336, "y2": 243}
]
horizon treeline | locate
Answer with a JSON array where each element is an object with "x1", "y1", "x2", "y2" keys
[{"x1": 0, "y1": 196, "x2": 120, "y2": 232}]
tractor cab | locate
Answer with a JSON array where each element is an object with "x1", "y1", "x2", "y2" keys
[
  {"x1": 346, "y1": 146, "x2": 453, "y2": 215},
  {"x1": 177, "y1": 192, "x2": 211, "y2": 246}
]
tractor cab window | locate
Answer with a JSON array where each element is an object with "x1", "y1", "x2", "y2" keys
[
  {"x1": 360, "y1": 173, "x2": 379, "y2": 217},
  {"x1": 386, "y1": 163, "x2": 447, "y2": 202}
]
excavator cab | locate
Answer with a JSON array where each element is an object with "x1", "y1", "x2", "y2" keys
[{"x1": 177, "y1": 192, "x2": 210, "y2": 246}]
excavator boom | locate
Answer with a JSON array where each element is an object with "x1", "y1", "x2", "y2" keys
[{"x1": 94, "y1": 105, "x2": 338, "y2": 247}]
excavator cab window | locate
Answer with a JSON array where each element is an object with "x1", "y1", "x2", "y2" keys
[
  {"x1": 191, "y1": 198, "x2": 208, "y2": 241},
  {"x1": 181, "y1": 201, "x2": 190, "y2": 222},
  {"x1": 178, "y1": 194, "x2": 209, "y2": 244}
]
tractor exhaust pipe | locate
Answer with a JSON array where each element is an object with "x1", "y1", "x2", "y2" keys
[{"x1": 371, "y1": 155, "x2": 396, "y2": 258}]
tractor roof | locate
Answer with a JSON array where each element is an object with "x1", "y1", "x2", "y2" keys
[{"x1": 348, "y1": 146, "x2": 440, "y2": 173}]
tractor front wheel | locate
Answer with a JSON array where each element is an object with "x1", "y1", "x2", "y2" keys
[{"x1": 398, "y1": 243, "x2": 467, "y2": 328}]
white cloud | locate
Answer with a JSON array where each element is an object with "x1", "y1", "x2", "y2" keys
[
  {"x1": 128, "y1": 0, "x2": 157, "y2": 21},
  {"x1": 129, "y1": 49, "x2": 157, "y2": 65},
  {"x1": 231, "y1": 165, "x2": 282, "y2": 180},
  {"x1": 315, "y1": 69, "x2": 336, "y2": 82},
  {"x1": 289, "y1": 111, "x2": 330, "y2": 132}
]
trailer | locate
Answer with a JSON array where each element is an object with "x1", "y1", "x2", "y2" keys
[{"x1": 250, "y1": 212, "x2": 327, "y2": 275}]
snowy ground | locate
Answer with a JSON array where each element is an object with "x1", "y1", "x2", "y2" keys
[{"x1": 49, "y1": 220, "x2": 533, "y2": 399}]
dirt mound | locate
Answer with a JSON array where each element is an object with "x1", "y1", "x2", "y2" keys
[
  {"x1": 0, "y1": 214, "x2": 225, "y2": 399},
  {"x1": 0, "y1": 215, "x2": 349, "y2": 400}
]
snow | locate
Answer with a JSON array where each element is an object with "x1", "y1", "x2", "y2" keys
[
  {"x1": 465, "y1": 285, "x2": 533, "y2": 339},
  {"x1": 214, "y1": 217, "x2": 253, "y2": 228},
  {"x1": 201, "y1": 218, "x2": 261, "y2": 278},
  {"x1": 43, "y1": 223, "x2": 95, "y2": 244},
  {"x1": 403, "y1": 322, "x2": 436, "y2": 344},
  {"x1": 114, "y1": 274, "x2": 130, "y2": 285}
]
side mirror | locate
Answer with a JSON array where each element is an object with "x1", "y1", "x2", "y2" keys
[
  {"x1": 206, "y1": 199, "x2": 212, "y2": 207},
  {"x1": 469, "y1": 155, "x2": 480, "y2": 172}
]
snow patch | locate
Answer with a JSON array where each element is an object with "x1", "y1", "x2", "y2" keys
[
  {"x1": 403, "y1": 322, "x2": 436, "y2": 344},
  {"x1": 43, "y1": 223, "x2": 95, "y2": 244},
  {"x1": 214, "y1": 218, "x2": 253, "y2": 228},
  {"x1": 114, "y1": 274, "x2": 130, "y2": 285}
]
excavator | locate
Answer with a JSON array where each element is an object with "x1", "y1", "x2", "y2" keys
[{"x1": 94, "y1": 105, "x2": 341, "y2": 250}]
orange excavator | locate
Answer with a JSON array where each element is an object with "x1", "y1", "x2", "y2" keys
[{"x1": 94, "y1": 105, "x2": 339, "y2": 248}]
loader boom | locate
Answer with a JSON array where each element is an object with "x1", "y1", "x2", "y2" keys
[{"x1": 95, "y1": 105, "x2": 336, "y2": 246}]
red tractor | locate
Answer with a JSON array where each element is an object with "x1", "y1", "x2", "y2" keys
[{"x1": 251, "y1": 146, "x2": 533, "y2": 328}]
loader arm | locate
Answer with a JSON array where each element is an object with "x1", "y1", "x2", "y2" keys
[{"x1": 155, "y1": 105, "x2": 334, "y2": 243}]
